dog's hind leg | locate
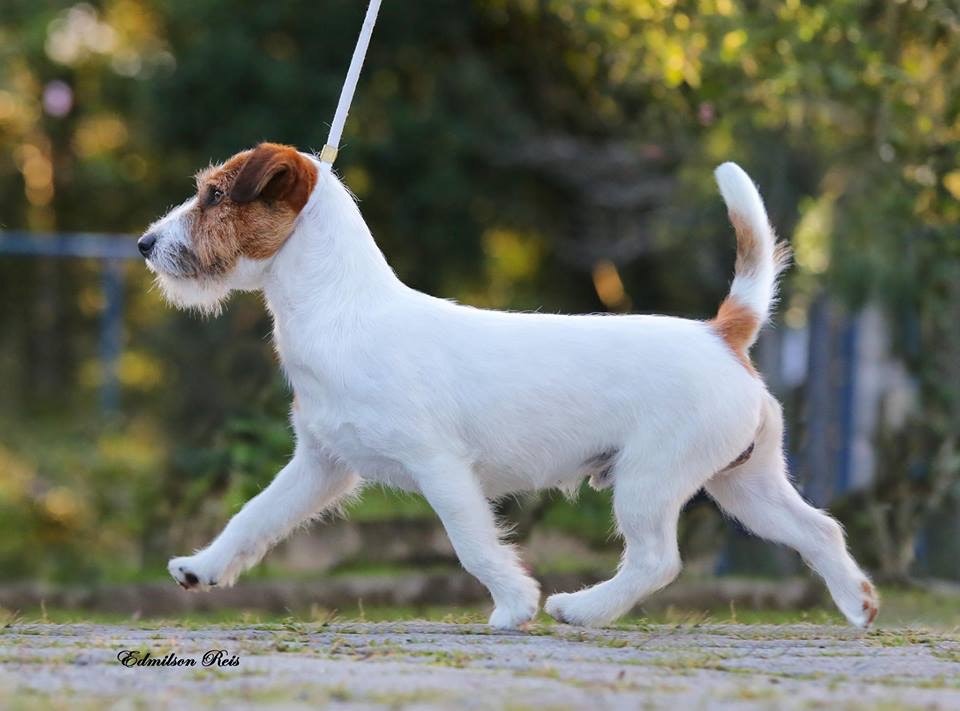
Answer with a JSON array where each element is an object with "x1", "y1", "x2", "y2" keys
[
  {"x1": 545, "y1": 447, "x2": 704, "y2": 627},
  {"x1": 704, "y1": 394, "x2": 879, "y2": 627},
  {"x1": 413, "y1": 455, "x2": 540, "y2": 629},
  {"x1": 168, "y1": 445, "x2": 359, "y2": 591}
]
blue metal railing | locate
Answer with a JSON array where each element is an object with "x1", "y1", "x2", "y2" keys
[
  {"x1": 0, "y1": 231, "x2": 141, "y2": 413},
  {"x1": 0, "y1": 231, "x2": 139, "y2": 259}
]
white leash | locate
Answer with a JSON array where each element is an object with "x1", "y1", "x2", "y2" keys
[{"x1": 318, "y1": 0, "x2": 383, "y2": 170}]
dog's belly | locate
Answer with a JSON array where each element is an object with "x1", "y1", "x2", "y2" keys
[
  {"x1": 471, "y1": 460, "x2": 545, "y2": 497},
  {"x1": 330, "y1": 448, "x2": 422, "y2": 492},
  {"x1": 474, "y1": 461, "x2": 586, "y2": 498},
  {"x1": 306, "y1": 413, "x2": 585, "y2": 497},
  {"x1": 352, "y1": 457, "x2": 421, "y2": 491},
  {"x1": 307, "y1": 419, "x2": 421, "y2": 492}
]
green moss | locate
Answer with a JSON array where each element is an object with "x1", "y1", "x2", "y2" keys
[
  {"x1": 366, "y1": 689, "x2": 454, "y2": 705},
  {"x1": 722, "y1": 685, "x2": 782, "y2": 702},
  {"x1": 931, "y1": 647, "x2": 960, "y2": 663},
  {"x1": 515, "y1": 665, "x2": 562, "y2": 680},
  {"x1": 6, "y1": 584, "x2": 960, "y2": 632}
]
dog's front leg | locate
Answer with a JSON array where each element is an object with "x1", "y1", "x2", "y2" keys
[
  {"x1": 414, "y1": 457, "x2": 540, "y2": 629},
  {"x1": 168, "y1": 448, "x2": 358, "y2": 591}
]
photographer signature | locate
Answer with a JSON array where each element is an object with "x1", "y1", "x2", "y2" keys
[{"x1": 117, "y1": 649, "x2": 240, "y2": 668}]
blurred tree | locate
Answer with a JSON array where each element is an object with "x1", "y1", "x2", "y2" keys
[{"x1": 0, "y1": 0, "x2": 957, "y2": 581}]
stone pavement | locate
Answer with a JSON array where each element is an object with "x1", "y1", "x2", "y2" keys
[{"x1": 1, "y1": 622, "x2": 958, "y2": 709}]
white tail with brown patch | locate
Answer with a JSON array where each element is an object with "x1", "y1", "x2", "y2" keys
[{"x1": 712, "y1": 162, "x2": 792, "y2": 365}]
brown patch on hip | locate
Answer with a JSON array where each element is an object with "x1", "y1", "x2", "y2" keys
[{"x1": 710, "y1": 296, "x2": 758, "y2": 375}]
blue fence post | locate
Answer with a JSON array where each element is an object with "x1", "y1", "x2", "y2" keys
[
  {"x1": 802, "y1": 297, "x2": 831, "y2": 506},
  {"x1": 100, "y1": 259, "x2": 124, "y2": 415},
  {"x1": 836, "y1": 314, "x2": 859, "y2": 495},
  {"x1": 0, "y1": 231, "x2": 138, "y2": 416}
]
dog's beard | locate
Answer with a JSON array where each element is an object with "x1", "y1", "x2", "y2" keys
[
  {"x1": 156, "y1": 272, "x2": 230, "y2": 316},
  {"x1": 146, "y1": 244, "x2": 234, "y2": 315},
  {"x1": 151, "y1": 270, "x2": 231, "y2": 316},
  {"x1": 156, "y1": 273, "x2": 231, "y2": 316}
]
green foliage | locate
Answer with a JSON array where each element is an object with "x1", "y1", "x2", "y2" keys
[
  {"x1": 538, "y1": 486, "x2": 615, "y2": 548},
  {"x1": 0, "y1": 415, "x2": 165, "y2": 582},
  {"x1": 0, "y1": 0, "x2": 957, "y2": 581}
]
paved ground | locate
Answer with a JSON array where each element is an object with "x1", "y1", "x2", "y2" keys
[{"x1": 1, "y1": 622, "x2": 959, "y2": 709}]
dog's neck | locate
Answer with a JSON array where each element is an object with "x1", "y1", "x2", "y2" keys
[{"x1": 261, "y1": 171, "x2": 404, "y2": 329}]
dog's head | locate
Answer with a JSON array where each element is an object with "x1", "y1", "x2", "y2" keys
[{"x1": 140, "y1": 142, "x2": 318, "y2": 312}]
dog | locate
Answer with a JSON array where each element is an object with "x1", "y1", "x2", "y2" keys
[{"x1": 140, "y1": 143, "x2": 879, "y2": 629}]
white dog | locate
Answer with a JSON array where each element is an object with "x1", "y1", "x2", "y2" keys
[{"x1": 141, "y1": 143, "x2": 878, "y2": 629}]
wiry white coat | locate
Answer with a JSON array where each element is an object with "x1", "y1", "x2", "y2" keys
[{"x1": 155, "y1": 157, "x2": 878, "y2": 629}]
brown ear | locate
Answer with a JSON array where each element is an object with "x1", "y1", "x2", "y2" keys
[{"x1": 229, "y1": 142, "x2": 317, "y2": 211}]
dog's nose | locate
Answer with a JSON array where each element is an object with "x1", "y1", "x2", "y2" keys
[{"x1": 138, "y1": 232, "x2": 157, "y2": 257}]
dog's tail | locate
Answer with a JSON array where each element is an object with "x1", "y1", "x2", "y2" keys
[{"x1": 711, "y1": 162, "x2": 791, "y2": 359}]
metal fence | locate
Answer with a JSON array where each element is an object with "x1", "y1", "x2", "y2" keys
[{"x1": 0, "y1": 231, "x2": 139, "y2": 413}]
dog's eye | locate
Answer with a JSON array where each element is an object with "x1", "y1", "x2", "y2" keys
[{"x1": 208, "y1": 188, "x2": 224, "y2": 206}]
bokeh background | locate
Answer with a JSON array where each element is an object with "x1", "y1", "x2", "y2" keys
[{"x1": 1, "y1": 0, "x2": 958, "y2": 623}]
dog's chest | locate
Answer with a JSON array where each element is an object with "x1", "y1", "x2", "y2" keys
[
  {"x1": 276, "y1": 333, "x2": 420, "y2": 488},
  {"x1": 298, "y1": 402, "x2": 422, "y2": 491}
]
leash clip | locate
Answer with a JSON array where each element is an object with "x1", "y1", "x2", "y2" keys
[{"x1": 318, "y1": 144, "x2": 339, "y2": 165}]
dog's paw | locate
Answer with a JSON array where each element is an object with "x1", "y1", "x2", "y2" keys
[
  {"x1": 488, "y1": 577, "x2": 540, "y2": 630},
  {"x1": 544, "y1": 592, "x2": 580, "y2": 625},
  {"x1": 168, "y1": 555, "x2": 223, "y2": 592},
  {"x1": 489, "y1": 600, "x2": 537, "y2": 630},
  {"x1": 545, "y1": 590, "x2": 610, "y2": 627},
  {"x1": 831, "y1": 578, "x2": 880, "y2": 629},
  {"x1": 850, "y1": 580, "x2": 880, "y2": 628}
]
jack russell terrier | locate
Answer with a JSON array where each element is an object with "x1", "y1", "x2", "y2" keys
[{"x1": 140, "y1": 143, "x2": 878, "y2": 629}]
